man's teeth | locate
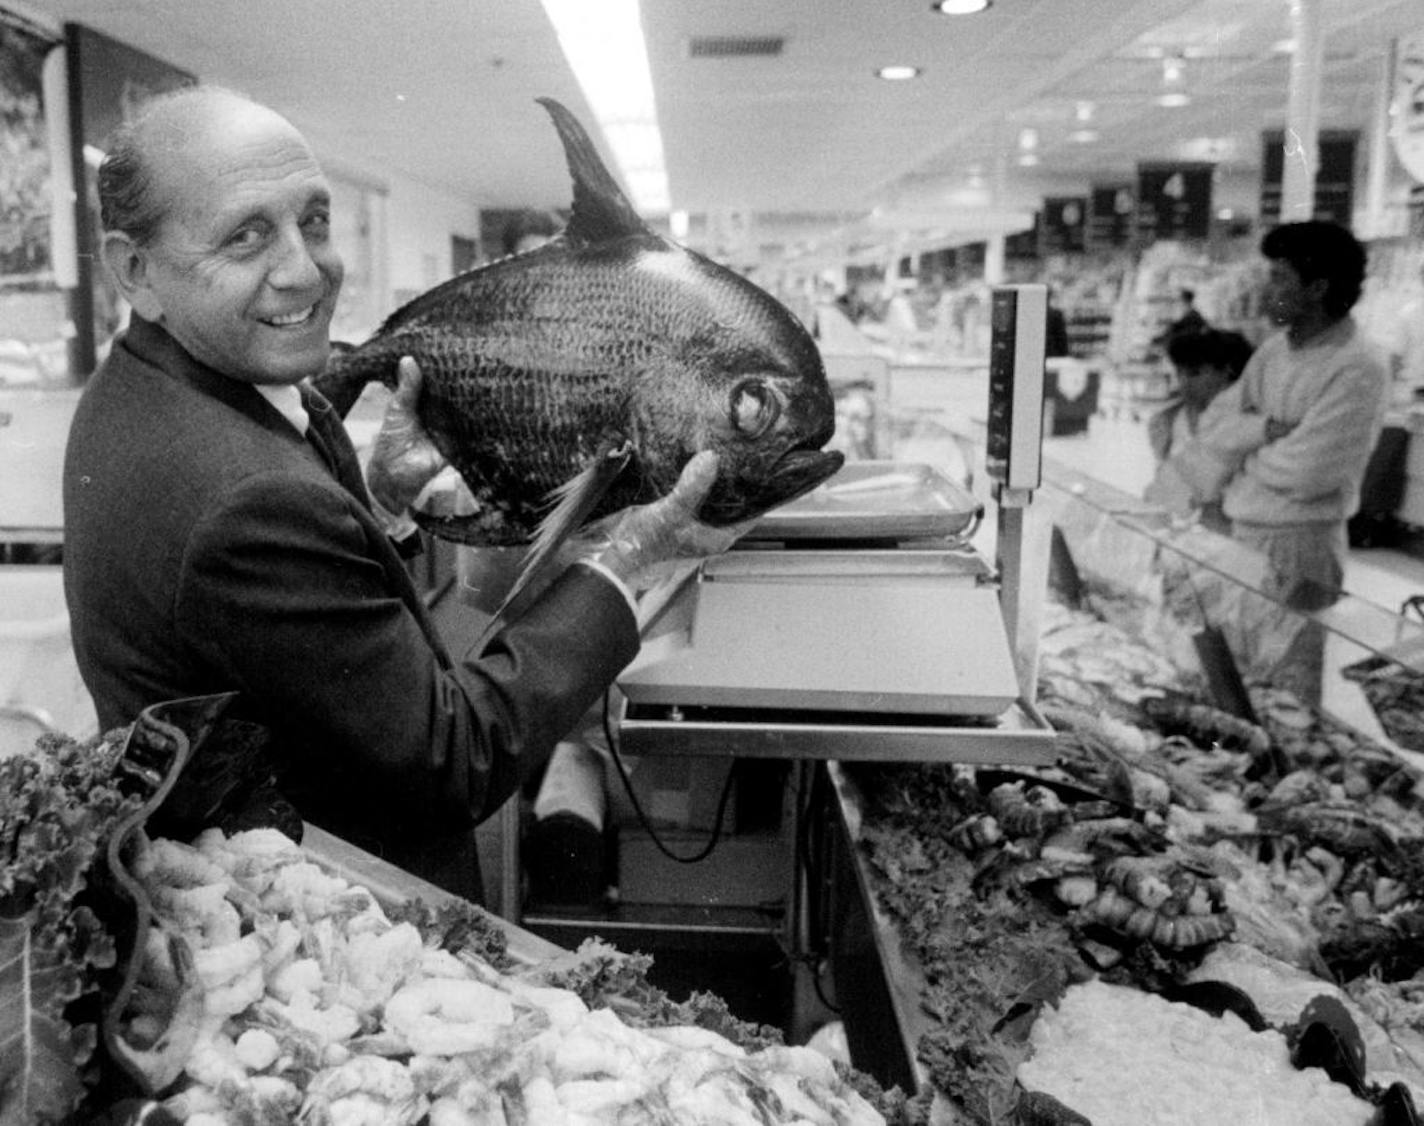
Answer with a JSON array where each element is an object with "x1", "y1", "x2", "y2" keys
[{"x1": 266, "y1": 306, "x2": 315, "y2": 327}]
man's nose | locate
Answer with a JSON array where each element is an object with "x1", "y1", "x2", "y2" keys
[{"x1": 269, "y1": 228, "x2": 323, "y2": 287}]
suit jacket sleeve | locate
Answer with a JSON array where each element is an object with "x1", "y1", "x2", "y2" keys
[{"x1": 174, "y1": 468, "x2": 639, "y2": 825}]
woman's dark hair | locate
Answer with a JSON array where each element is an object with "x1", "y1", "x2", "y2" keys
[
  {"x1": 1260, "y1": 220, "x2": 1367, "y2": 318},
  {"x1": 1167, "y1": 328, "x2": 1254, "y2": 382}
]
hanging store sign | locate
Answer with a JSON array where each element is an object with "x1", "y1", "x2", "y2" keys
[
  {"x1": 1005, "y1": 213, "x2": 1041, "y2": 261},
  {"x1": 1393, "y1": 34, "x2": 1424, "y2": 183},
  {"x1": 1135, "y1": 162, "x2": 1213, "y2": 242},
  {"x1": 1040, "y1": 196, "x2": 1088, "y2": 254},
  {"x1": 1258, "y1": 130, "x2": 1357, "y2": 226},
  {"x1": 1087, "y1": 183, "x2": 1135, "y2": 248}
]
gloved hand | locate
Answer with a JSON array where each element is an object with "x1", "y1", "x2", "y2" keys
[
  {"x1": 586, "y1": 451, "x2": 755, "y2": 589},
  {"x1": 367, "y1": 357, "x2": 449, "y2": 514}
]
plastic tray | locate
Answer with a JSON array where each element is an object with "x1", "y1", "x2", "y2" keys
[{"x1": 746, "y1": 460, "x2": 981, "y2": 542}]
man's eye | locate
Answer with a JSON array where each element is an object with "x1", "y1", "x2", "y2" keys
[
  {"x1": 303, "y1": 212, "x2": 331, "y2": 239},
  {"x1": 227, "y1": 227, "x2": 264, "y2": 251}
]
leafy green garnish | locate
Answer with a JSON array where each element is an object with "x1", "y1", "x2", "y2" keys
[{"x1": 0, "y1": 730, "x2": 137, "y2": 1125}]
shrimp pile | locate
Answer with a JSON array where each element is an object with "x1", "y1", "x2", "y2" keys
[{"x1": 124, "y1": 828, "x2": 884, "y2": 1125}]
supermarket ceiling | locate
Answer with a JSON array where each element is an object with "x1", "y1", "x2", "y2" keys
[{"x1": 9, "y1": 0, "x2": 1424, "y2": 261}]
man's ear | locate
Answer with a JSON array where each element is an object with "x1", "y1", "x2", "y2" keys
[{"x1": 100, "y1": 231, "x2": 163, "y2": 321}]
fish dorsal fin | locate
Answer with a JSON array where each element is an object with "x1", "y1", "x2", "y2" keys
[
  {"x1": 467, "y1": 438, "x2": 634, "y2": 655},
  {"x1": 537, "y1": 97, "x2": 652, "y2": 247}
]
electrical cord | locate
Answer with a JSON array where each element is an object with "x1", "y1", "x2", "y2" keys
[
  {"x1": 600, "y1": 690, "x2": 737, "y2": 863},
  {"x1": 601, "y1": 693, "x2": 841, "y2": 1014},
  {"x1": 793, "y1": 762, "x2": 841, "y2": 1015}
]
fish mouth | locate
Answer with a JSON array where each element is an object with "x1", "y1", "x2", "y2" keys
[{"x1": 698, "y1": 447, "x2": 845, "y2": 526}]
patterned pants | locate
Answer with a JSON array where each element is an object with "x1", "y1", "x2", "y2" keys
[{"x1": 1230, "y1": 520, "x2": 1346, "y2": 705}]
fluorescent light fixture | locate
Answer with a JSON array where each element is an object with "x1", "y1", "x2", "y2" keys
[
  {"x1": 1156, "y1": 92, "x2": 1190, "y2": 108},
  {"x1": 1018, "y1": 127, "x2": 1038, "y2": 151},
  {"x1": 1069, "y1": 128, "x2": 1099, "y2": 143},
  {"x1": 932, "y1": 0, "x2": 991, "y2": 13},
  {"x1": 541, "y1": 0, "x2": 670, "y2": 214},
  {"x1": 1017, "y1": 152, "x2": 1040, "y2": 167},
  {"x1": 1075, "y1": 100, "x2": 1095, "y2": 123},
  {"x1": 876, "y1": 65, "x2": 922, "y2": 81}
]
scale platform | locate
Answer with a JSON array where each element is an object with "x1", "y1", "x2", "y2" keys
[{"x1": 616, "y1": 547, "x2": 1055, "y2": 765}]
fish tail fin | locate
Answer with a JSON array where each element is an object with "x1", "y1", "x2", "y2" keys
[
  {"x1": 467, "y1": 439, "x2": 634, "y2": 654},
  {"x1": 536, "y1": 97, "x2": 651, "y2": 245}
]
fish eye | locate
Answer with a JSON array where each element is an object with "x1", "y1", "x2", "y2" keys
[{"x1": 729, "y1": 379, "x2": 779, "y2": 437}]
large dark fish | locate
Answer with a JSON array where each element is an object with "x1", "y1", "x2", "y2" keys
[{"x1": 316, "y1": 97, "x2": 842, "y2": 612}]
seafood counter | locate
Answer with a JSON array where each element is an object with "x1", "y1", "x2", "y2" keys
[
  {"x1": 1, "y1": 709, "x2": 900, "y2": 1126},
  {"x1": 824, "y1": 494, "x2": 1424, "y2": 1124}
]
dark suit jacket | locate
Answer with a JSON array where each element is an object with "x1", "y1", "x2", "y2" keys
[{"x1": 63, "y1": 316, "x2": 639, "y2": 900}]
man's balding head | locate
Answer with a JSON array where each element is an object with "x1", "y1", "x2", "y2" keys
[{"x1": 99, "y1": 86, "x2": 305, "y2": 245}]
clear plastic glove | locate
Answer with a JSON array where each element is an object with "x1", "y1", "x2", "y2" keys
[
  {"x1": 367, "y1": 356, "x2": 449, "y2": 514},
  {"x1": 587, "y1": 451, "x2": 755, "y2": 588},
  {"x1": 410, "y1": 464, "x2": 478, "y2": 519}
]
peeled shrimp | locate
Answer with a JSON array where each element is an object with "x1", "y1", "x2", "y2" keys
[
  {"x1": 194, "y1": 933, "x2": 263, "y2": 990},
  {"x1": 383, "y1": 978, "x2": 515, "y2": 1056},
  {"x1": 428, "y1": 1096, "x2": 508, "y2": 1126},
  {"x1": 150, "y1": 882, "x2": 242, "y2": 946},
  {"x1": 136, "y1": 837, "x2": 227, "y2": 888},
  {"x1": 341, "y1": 921, "x2": 425, "y2": 1007},
  {"x1": 302, "y1": 1055, "x2": 426, "y2": 1126}
]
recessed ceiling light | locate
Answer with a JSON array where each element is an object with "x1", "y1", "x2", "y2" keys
[
  {"x1": 1069, "y1": 129, "x2": 1099, "y2": 143},
  {"x1": 876, "y1": 65, "x2": 922, "y2": 81},
  {"x1": 1017, "y1": 152, "x2": 1040, "y2": 167},
  {"x1": 1156, "y1": 92, "x2": 1190, "y2": 108},
  {"x1": 932, "y1": 0, "x2": 992, "y2": 13}
]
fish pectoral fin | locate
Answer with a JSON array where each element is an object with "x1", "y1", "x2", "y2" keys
[{"x1": 468, "y1": 440, "x2": 634, "y2": 654}]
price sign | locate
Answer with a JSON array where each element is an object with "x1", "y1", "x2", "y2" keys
[
  {"x1": 1087, "y1": 183, "x2": 1135, "y2": 248},
  {"x1": 1041, "y1": 196, "x2": 1088, "y2": 254},
  {"x1": 1135, "y1": 162, "x2": 1213, "y2": 241}
]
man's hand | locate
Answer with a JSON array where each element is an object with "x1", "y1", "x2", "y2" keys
[
  {"x1": 367, "y1": 357, "x2": 448, "y2": 514},
  {"x1": 589, "y1": 452, "x2": 755, "y2": 587}
]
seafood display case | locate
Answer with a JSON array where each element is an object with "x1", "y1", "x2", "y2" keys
[{"x1": 819, "y1": 458, "x2": 1424, "y2": 1122}]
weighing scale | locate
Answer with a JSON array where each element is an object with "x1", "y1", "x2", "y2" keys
[{"x1": 614, "y1": 283, "x2": 1058, "y2": 766}]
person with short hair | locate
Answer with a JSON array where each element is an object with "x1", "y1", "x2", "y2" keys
[
  {"x1": 62, "y1": 86, "x2": 744, "y2": 901},
  {"x1": 1145, "y1": 220, "x2": 1389, "y2": 702},
  {"x1": 1154, "y1": 287, "x2": 1209, "y2": 350},
  {"x1": 1148, "y1": 328, "x2": 1255, "y2": 463}
]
